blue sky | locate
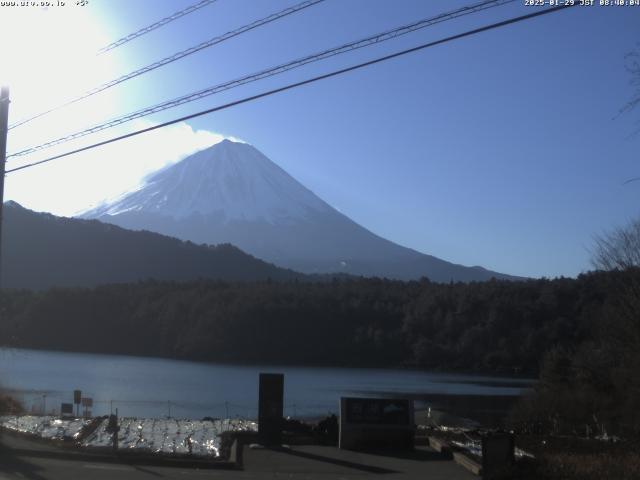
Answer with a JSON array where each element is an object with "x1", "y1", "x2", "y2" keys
[{"x1": 2, "y1": 0, "x2": 639, "y2": 279}]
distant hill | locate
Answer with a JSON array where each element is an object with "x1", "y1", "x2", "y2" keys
[
  {"x1": 0, "y1": 201, "x2": 306, "y2": 290},
  {"x1": 82, "y1": 139, "x2": 521, "y2": 282}
]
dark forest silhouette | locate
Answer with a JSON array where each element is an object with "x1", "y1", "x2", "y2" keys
[{"x1": 1, "y1": 269, "x2": 633, "y2": 374}]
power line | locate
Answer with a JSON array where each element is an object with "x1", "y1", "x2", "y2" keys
[
  {"x1": 97, "y1": 0, "x2": 218, "y2": 55},
  {"x1": 6, "y1": 4, "x2": 576, "y2": 175},
  {"x1": 7, "y1": 0, "x2": 514, "y2": 159},
  {"x1": 8, "y1": 0, "x2": 325, "y2": 131}
]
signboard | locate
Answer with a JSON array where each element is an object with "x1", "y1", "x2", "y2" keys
[
  {"x1": 344, "y1": 398, "x2": 411, "y2": 425},
  {"x1": 60, "y1": 403, "x2": 74, "y2": 418},
  {"x1": 339, "y1": 397, "x2": 415, "y2": 451},
  {"x1": 258, "y1": 373, "x2": 284, "y2": 446},
  {"x1": 81, "y1": 397, "x2": 93, "y2": 407},
  {"x1": 73, "y1": 390, "x2": 82, "y2": 404}
]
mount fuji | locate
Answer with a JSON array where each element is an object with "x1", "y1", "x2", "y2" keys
[{"x1": 81, "y1": 139, "x2": 516, "y2": 282}]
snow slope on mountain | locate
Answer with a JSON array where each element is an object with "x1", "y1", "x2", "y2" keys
[
  {"x1": 83, "y1": 140, "x2": 517, "y2": 282},
  {"x1": 89, "y1": 140, "x2": 330, "y2": 223}
]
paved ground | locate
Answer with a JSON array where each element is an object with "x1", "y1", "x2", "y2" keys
[
  {"x1": 0, "y1": 432, "x2": 476, "y2": 479},
  {"x1": 241, "y1": 444, "x2": 476, "y2": 479}
]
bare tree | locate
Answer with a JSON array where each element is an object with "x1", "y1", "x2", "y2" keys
[
  {"x1": 617, "y1": 45, "x2": 640, "y2": 187},
  {"x1": 592, "y1": 218, "x2": 640, "y2": 271},
  {"x1": 592, "y1": 218, "x2": 640, "y2": 333},
  {"x1": 589, "y1": 220, "x2": 640, "y2": 435},
  {"x1": 620, "y1": 45, "x2": 640, "y2": 132}
]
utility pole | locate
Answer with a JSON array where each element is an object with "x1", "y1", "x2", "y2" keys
[{"x1": 0, "y1": 86, "x2": 10, "y2": 290}]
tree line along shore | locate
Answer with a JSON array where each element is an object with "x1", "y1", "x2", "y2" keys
[{"x1": 1, "y1": 266, "x2": 639, "y2": 439}]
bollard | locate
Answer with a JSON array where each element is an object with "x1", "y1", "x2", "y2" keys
[
  {"x1": 481, "y1": 432, "x2": 514, "y2": 479},
  {"x1": 258, "y1": 373, "x2": 284, "y2": 446}
]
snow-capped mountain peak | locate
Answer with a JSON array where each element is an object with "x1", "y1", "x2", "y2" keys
[
  {"x1": 86, "y1": 139, "x2": 330, "y2": 224},
  {"x1": 82, "y1": 139, "x2": 517, "y2": 282}
]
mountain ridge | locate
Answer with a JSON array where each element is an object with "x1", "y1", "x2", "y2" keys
[
  {"x1": 82, "y1": 139, "x2": 520, "y2": 282},
  {"x1": 0, "y1": 201, "x2": 311, "y2": 290}
]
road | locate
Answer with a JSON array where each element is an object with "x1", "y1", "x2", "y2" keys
[{"x1": 0, "y1": 431, "x2": 476, "y2": 479}]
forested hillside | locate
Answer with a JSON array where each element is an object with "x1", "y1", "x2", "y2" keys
[
  {"x1": 0, "y1": 202, "x2": 306, "y2": 289},
  {"x1": 1, "y1": 269, "x2": 629, "y2": 374}
]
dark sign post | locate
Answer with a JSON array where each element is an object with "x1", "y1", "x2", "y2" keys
[
  {"x1": 258, "y1": 373, "x2": 284, "y2": 446},
  {"x1": 60, "y1": 403, "x2": 74, "y2": 419},
  {"x1": 339, "y1": 397, "x2": 415, "y2": 451},
  {"x1": 481, "y1": 432, "x2": 515, "y2": 479},
  {"x1": 81, "y1": 397, "x2": 93, "y2": 418},
  {"x1": 73, "y1": 390, "x2": 81, "y2": 417},
  {"x1": 106, "y1": 409, "x2": 120, "y2": 451}
]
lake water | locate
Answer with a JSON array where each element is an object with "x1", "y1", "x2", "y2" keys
[{"x1": 0, "y1": 348, "x2": 532, "y2": 420}]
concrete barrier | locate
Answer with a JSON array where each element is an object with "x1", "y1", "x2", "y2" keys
[
  {"x1": 453, "y1": 451, "x2": 482, "y2": 476},
  {"x1": 428, "y1": 436, "x2": 452, "y2": 454}
]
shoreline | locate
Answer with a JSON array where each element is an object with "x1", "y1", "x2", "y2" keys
[{"x1": 0, "y1": 346, "x2": 538, "y2": 381}]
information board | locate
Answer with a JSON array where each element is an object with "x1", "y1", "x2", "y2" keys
[
  {"x1": 60, "y1": 403, "x2": 74, "y2": 418},
  {"x1": 344, "y1": 398, "x2": 411, "y2": 425},
  {"x1": 339, "y1": 397, "x2": 415, "y2": 451}
]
